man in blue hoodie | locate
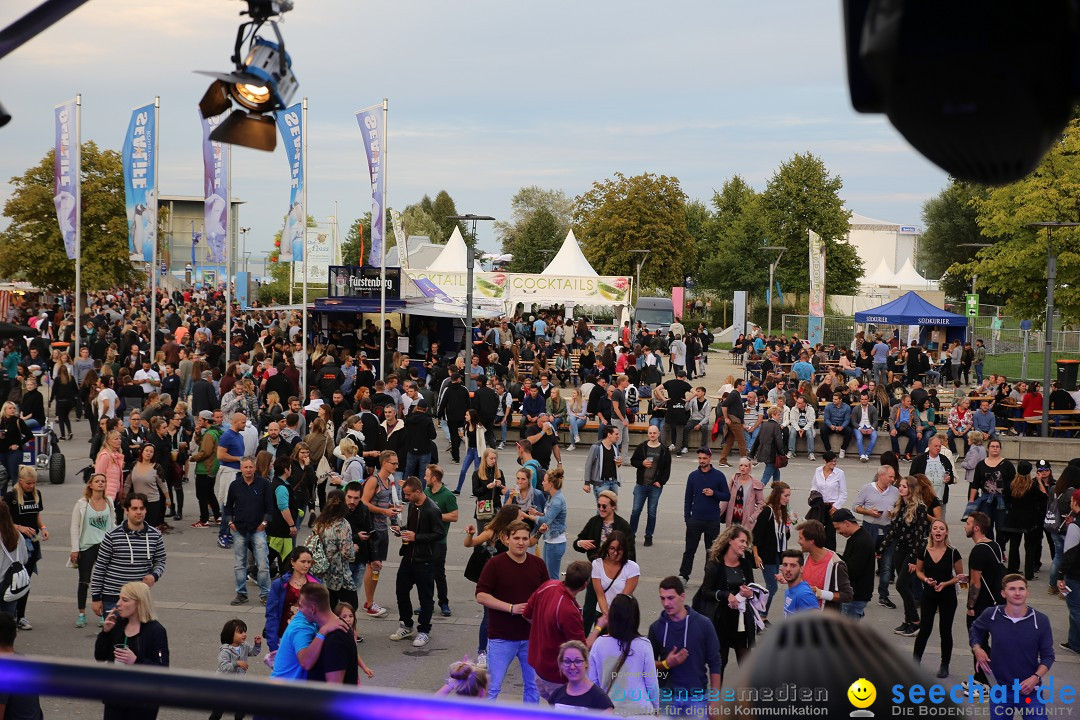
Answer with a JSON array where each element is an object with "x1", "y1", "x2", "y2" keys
[
  {"x1": 970, "y1": 575, "x2": 1055, "y2": 715},
  {"x1": 649, "y1": 576, "x2": 722, "y2": 718},
  {"x1": 678, "y1": 449, "x2": 729, "y2": 583}
]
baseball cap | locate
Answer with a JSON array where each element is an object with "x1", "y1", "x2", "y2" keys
[
  {"x1": 831, "y1": 508, "x2": 857, "y2": 524},
  {"x1": 1036, "y1": 459, "x2": 1052, "y2": 472},
  {"x1": 416, "y1": 398, "x2": 429, "y2": 409},
  {"x1": 198, "y1": 410, "x2": 214, "y2": 421}
]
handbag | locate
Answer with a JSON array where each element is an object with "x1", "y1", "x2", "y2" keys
[
  {"x1": 464, "y1": 542, "x2": 497, "y2": 583},
  {"x1": 774, "y1": 453, "x2": 789, "y2": 469}
]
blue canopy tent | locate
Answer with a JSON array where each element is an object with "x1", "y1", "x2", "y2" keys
[{"x1": 855, "y1": 291, "x2": 968, "y2": 349}]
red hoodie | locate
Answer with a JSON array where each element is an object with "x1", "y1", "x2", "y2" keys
[{"x1": 523, "y1": 579, "x2": 586, "y2": 683}]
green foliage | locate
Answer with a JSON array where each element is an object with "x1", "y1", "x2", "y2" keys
[
  {"x1": 505, "y1": 206, "x2": 562, "y2": 273},
  {"x1": 341, "y1": 216, "x2": 367, "y2": 266},
  {"x1": 918, "y1": 180, "x2": 996, "y2": 279},
  {"x1": 760, "y1": 152, "x2": 861, "y2": 296},
  {"x1": 969, "y1": 117, "x2": 1080, "y2": 326},
  {"x1": 495, "y1": 186, "x2": 574, "y2": 271},
  {"x1": 697, "y1": 176, "x2": 770, "y2": 297},
  {"x1": 574, "y1": 172, "x2": 694, "y2": 290},
  {"x1": 683, "y1": 199, "x2": 710, "y2": 280},
  {"x1": 0, "y1": 142, "x2": 141, "y2": 291},
  {"x1": 416, "y1": 191, "x2": 477, "y2": 247}
]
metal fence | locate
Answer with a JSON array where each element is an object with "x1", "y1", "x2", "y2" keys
[{"x1": 781, "y1": 313, "x2": 1080, "y2": 380}]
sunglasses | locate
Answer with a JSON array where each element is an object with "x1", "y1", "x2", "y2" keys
[{"x1": 597, "y1": 503, "x2": 612, "y2": 510}]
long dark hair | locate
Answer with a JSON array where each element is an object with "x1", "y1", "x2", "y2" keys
[
  {"x1": 484, "y1": 505, "x2": 523, "y2": 541},
  {"x1": 0, "y1": 501, "x2": 17, "y2": 552},
  {"x1": 763, "y1": 481, "x2": 790, "y2": 527},
  {"x1": 598, "y1": 530, "x2": 630, "y2": 569},
  {"x1": 313, "y1": 490, "x2": 348, "y2": 534},
  {"x1": 606, "y1": 593, "x2": 642, "y2": 653},
  {"x1": 281, "y1": 545, "x2": 311, "y2": 578}
]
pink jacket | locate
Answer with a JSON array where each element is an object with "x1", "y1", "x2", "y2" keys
[
  {"x1": 723, "y1": 476, "x2": 765, "y2": 530},
  {"x1": 95, "y1": 449, "x2": 125, "y2": 501}
]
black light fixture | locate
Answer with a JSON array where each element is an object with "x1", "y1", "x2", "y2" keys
[
  {"x1": 196, "y1": 0, "x2": 298, "y2": 152},
  {"x1": 0, "y1": 99, "x2": 10, "y2": 128},
  {"x1": 844, "y1": 0, "x2": 1079, "y2": 185}
]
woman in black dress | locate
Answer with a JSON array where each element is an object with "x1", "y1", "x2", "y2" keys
[{"x1": 912, "y1": 518, "x2": 964, "y2": 678}]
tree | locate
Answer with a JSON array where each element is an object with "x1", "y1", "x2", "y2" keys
[
  {"x1": 698, "y1": 176, "x2": 770, "y2": 296},
  {"x1": 683, "y1": 199, "x2": 711, "y2": 281},
  {"x1": 759, "y1": 153, "x2": 862, "y2": 296},
  {"x1": 417, "y1": 190, "x2": 476, "y2": 246},
  {"x1": 0, "y1": 142, "x2": 141, "y2": 290},
  {"x1": 574, "y1": 172, "x2": 694, "y2": 291},
  {"x1": 495, "y1": 186, "x2": 574, "y2": 266},
  {"x1": 968, "y1": 118, "x2": 1080, "y2": 325},
  {"x1": 505, "y1": 206, "x2": 561, "y2": 273}
]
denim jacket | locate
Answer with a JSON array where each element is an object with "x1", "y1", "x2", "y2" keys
[{"x1": 537, "y1": 490, "x2": 567, "y2": 539}]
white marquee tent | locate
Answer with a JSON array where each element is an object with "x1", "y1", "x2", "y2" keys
[
  {"x1": 425, "y1": 227, "x2": 481, "y2": 272},
  {"x1": 540, "y1": 230, "x2": 598, "y2": 276}
]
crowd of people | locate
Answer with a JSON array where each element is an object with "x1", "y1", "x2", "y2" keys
[{"x1": 0, "y1": 289, "x2": 1074, "y2": 718}]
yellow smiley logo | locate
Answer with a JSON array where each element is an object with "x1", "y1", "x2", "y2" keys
[{"x1": 848, "y1": 678, "x2": 876, "y2": 709}]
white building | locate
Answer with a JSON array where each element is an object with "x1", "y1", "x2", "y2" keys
[{"x1": 846, "y1": 212, "x2": 923, "y2": 278}]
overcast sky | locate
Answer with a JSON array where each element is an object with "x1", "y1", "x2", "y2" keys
[{"x1": 0, "y1": 0, "x2": 948, "y2": 269}]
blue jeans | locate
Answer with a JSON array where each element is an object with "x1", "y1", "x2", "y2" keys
[
  {"x1": 1050, "y1": 532, "x2": 1066, "y2": 588},
  {"x1": 0, "y1": 450, "x2": 20, "y2": 494},
  {"x1": 762, "y1": 563, "x2": 778, "y2": 616},
  {"x1": 760, "y1": 463, "x2": 781, "y2": 485},
  {"x1": 873, "y1": 362, "x2": 887, "y2": 386},
  {"x1": 567, "y1": 415, "x2": 587, "y2": 442},
  {"x1": 498, "y1": 419, "x2": 508, "y2": 445},
  {"x1": 486, "y1": 638, "x2": 538, "y2": 702},
  {"x1": 630, "y1": 483, "x2": 664, "y2": 538},
  {"x1": 455, "y1": 448, "x2": 478, "y2": 493},
  {"x1": 789, "y1": 428, "x2": 814, "y2": 454},
  {"x1": 1065, "y1": 577, "x2": 1080, "y2": 651},
  {"x1": 744, "y1": 426, "x2": 760, "y2": 452},
  {"x1": 649, "y1": 417, "x2": 665, "y2": 431},
  {"x1": 854, "y1": 429, "x2": 878, "y2": 456},
  {"x1": 841, "y1": 600, "x2": 867, "y2": 620},
  {"x1": 863, "y1": 523, "x2": 894, "y2": 600},
  {"x1": 233, "y1": 530, "x2": 270, "y2": 599},
  {"x1": 590, "y1": 479, "x2": 620, "y2": 502},
  {"x1": 975, "y1": 362, "x2": 984, "y2": 384},
  {"x1": 405, "y1": 452, "x2": 431, "y2": 483},
  {"x1": 542, "y1": 541, "x2": 566, "y2": 580}
]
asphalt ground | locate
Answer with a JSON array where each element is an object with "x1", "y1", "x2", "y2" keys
[{"x1": 11, "y1": 354, "x2": 1080, "y2": 718}]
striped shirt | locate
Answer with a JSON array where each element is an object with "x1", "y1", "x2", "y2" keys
[{"x1": 89, "y1": 523, "x2": 167, "y2": 601}]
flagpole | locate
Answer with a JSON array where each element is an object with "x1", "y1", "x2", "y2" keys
[
  {"x1": 224, "y1": 144, "x2": 232, "y2": 367},
  {"x1": 73, "y1": 93, "x2": 82, "y2": 359},
  {"x1": 300, "y1": 96, "x2": 309, "y2": 394},
  {"x1": 149, "y1": 95, "x2": 160, "y2": 363},
  {"x1": 378, "y1": 97, "x2": 387, "y2": 376}
]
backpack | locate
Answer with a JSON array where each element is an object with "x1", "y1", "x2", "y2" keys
[
  {"x1": 305, "y1": 530, "x2": 331, "y2": 577},
  {"x1": 1, "y1": 542, "x2": 30, "y2": 602},
  {"x1": 1045, "y1": 492, "x2": 1066, "y2": 533}
]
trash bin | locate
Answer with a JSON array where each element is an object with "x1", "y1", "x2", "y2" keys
[{"x1": 1057, "y1": 359, "x2": 1080, "y2": 391}]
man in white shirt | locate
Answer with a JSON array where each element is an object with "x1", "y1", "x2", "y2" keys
[
  {"x1": 811, "y1": 451, "x2": 847, "y2": 550},
  {"x1": 853, "y1": 465, "x2": 900, "y2": 610},
  {"x1": 669, "y1": 336, "x2": 687, "y2": 376},
  {"x1": 133, "y1": 359, "x2": 161, "y2": 396},
  {"x1": 95, "y1": 378, "x2": 120, "y2": 420}
]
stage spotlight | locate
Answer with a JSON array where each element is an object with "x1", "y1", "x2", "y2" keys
[{"x1": 196, "y1": 0, "x2": 298, "y2": 152}]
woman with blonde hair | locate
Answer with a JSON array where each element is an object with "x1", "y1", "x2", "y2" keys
[
  {"x1": 436, "y1": 659, "x2": 489, "y2": 698},
  {"x1": 547, "y1": 387, "x2": 567, "y2": 432},
  {"x1": 913, "y1": 518, "x2": 963, "y2": 678},
  {"x1": 94, "y1": 581, "x2": 169, "y2": 720},
  {"x1": 69, "y1": 472, "x2": 115, "y2": 628},
  {"x1": 566, "y1": 388, "x2": 588, "y2": 451},
  {"x1": 5, "y1": 465, "x2": 49, "y2": 629},
  {"x1": 336, "y1": 437, "x2": 364, "y2": 487},
  {"x1": 95, "y1": 429, "x2": 126, "y2": 521},
  {"x1": 881, "y1": 476, "x2": 931, "y2": 637},
  {"x1": 0, "y1": 400, "x2": 32, "y2": 493}
]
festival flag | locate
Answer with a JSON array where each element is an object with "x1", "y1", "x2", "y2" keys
[
  {"x1": 122, "y1": 102, "x2": 157, "y2": 262},
  {"x1": 53, "y1": 99, "x2": 79, "y2": 260},
  {"x1": 201, "y1": 111, "x2": 229, "y2": 263},
  {"x1": 354, "y1": 104, "x2": 385, "y2": 266},
  {"x1": 808, "y1": 230, "x2": 826, "y2": 346},
  {"x1": 276, "y1": 102, "x2": 303, "y2": 262}
]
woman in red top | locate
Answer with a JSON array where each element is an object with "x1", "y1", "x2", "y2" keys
[{"x1": 1019, "y1": 381, "x2": 1044, "y2": 436}]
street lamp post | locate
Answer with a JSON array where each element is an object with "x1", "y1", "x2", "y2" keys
[
  {"x1": 447, "y1": 214, "x2": 495, "y2": 391},
  {"x1": 763, "y1": 246, "x2": 785, "y2": 338},
  {"x1": 1026, "y1": 222, "x2": 1080, "y2": 438},
  {"x1": 240, "y1": 227, "x2": 250, "y2": 275},
  {"x1": 629, "y1": 249, "x2": 650, "y2": 305}
]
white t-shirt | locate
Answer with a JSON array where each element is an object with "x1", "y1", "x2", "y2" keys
[
  {"x1": 95, "y1": 388, "x2": 119, "y2": 419},
  {"x1": 591, "y1": 558, "x2": 641, "y2": 610},
  {"x1": 133, "y1": 368, "x2": 160, "y2": 395}
]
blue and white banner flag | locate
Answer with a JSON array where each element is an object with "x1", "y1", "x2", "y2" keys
[
  {"x1": 276, "y1": 103, "x2": 303, "y2": 263},
  {"x1": 201, "y1": 112, "x2": 229, "y2": 264},
  {"x1": 355, "y1": 104, "x2": 384, "y2": 267},
  {"x1": 122, "y1": 103, "x2": 157, "y2": 262},
  {"x1": 53, "y1": 99, "x2": 78, "y2": 260}
]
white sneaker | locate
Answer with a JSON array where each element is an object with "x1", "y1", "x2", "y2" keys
[
  {"x1": 412, "y1": 632, "x2": 430, "y2": 647},
  {"x1": 839, "y1": 450, "x2": 845, "y2": 459},
  {"x1": 475, "y1": 651, "x2": 488, "y2": 668},
  {"x1": 16, "y1": 618, "x2": 32, "y2": 631},
  {"x1": 567, "y1": 444, "x2": 575, "y2": 452},
  {"x1": 860, "y1": 455, "x2": 868, "y2": 462},
  {"x1": 389, "y1": 622, "x2": 414, "y2": 641},
  {"x1": 496, "y1": 442, "x2": 505, "y2": 450},
  {"x1": 807, "y1": 453, "x2": 816, "y2": 461},
  {"x1": 668, "y1": 444, "x2": 676, "y2": 451},
  {"x1": 365, "y1": 603, "x2": 388, "y2": 618}
]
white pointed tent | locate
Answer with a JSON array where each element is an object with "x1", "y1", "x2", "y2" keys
[
  {"x1": 425, "y1": 227, "x2": 480, "y2": 272},
  {"x1": 540, "y1": 230, "x2": 598, "y2": 276},
  {"x1": 863, "y1": 258, "x2": 894, "y2": 285},
  {"x1": 894, "y1": 258, "x2": 930, "y2": 287}
]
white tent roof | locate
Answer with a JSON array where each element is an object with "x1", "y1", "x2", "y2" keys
[
  {"x1": 426, "y1": 227, "x2": 478, "y2": 272},
  {"x1": 541, "y1": 230, "x2": 598, "y2": 276},
  {"x1": 863, "y1": 257, "x2": 894, "y2": 285},
  {"x1": 894, "y1": 258, "x2": 929, "y2": 286}
]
